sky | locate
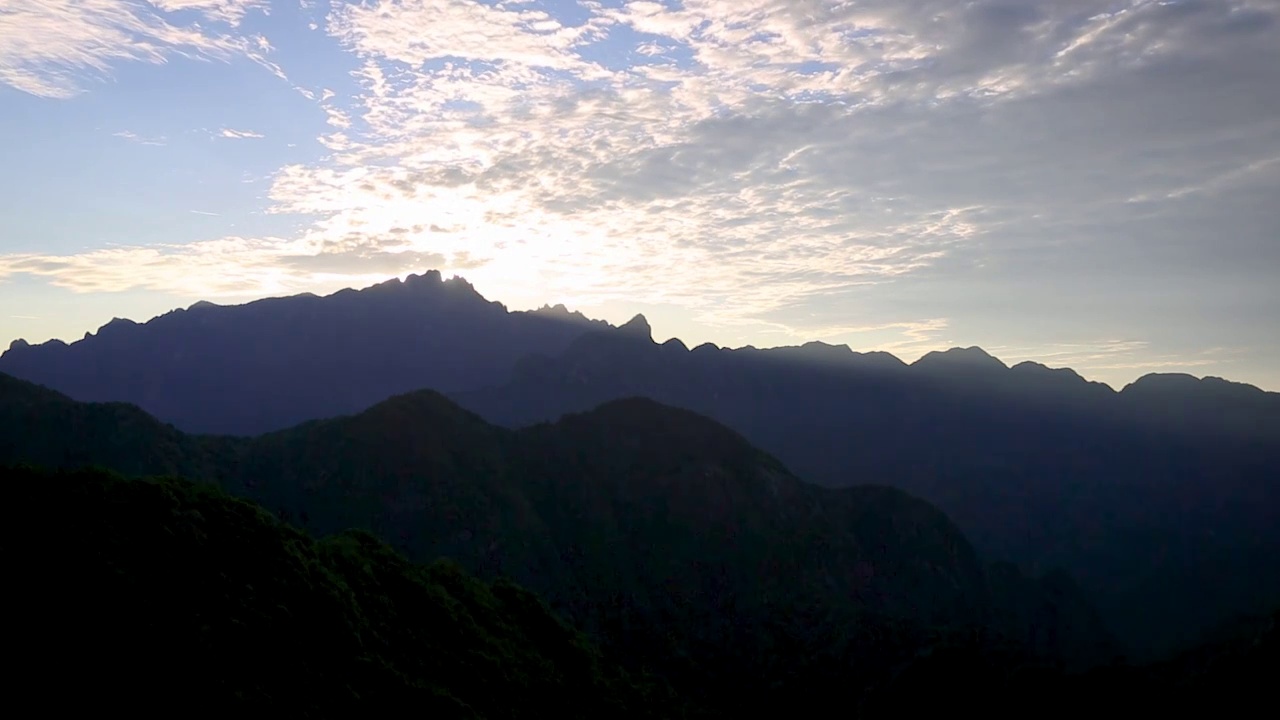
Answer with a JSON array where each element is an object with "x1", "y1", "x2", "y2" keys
[{"x1": 0, "y1": 0, "x2": 1277, "y2": 391}]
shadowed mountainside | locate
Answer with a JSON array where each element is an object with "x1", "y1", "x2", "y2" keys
[
  {"x1": 4, "y1": 418, "x2": 1275, "y2": 716},
  {"x1": 0, "y1": 373, "x2": 1120, "y2": 712},
  {"x1": 0, "y1": 271, "x2": 607, "y2": 435},
  {"x1": 451, "y1": 315, "x2": 1280, "y2": 658},
  {"x1": 4, "y1": 465, "x2": 681, "y2": 718}
]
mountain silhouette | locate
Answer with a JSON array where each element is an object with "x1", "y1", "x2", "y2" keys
[
  {"x1": 452, "y1": 316, "x2": 1280, "y2": 658},
  {"x1": 0, "y1": 271, "x2": 608, "y2": 435},
  {"x1": 3, "y1": 274, "x2": 1277, "y2": 660},
  {"x1": 0, "y1": 373, "x2": 1122, "y2": 712}
]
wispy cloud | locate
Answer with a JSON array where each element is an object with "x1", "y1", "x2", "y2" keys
[
  {"x1": 217, "y1": 127, "x2": 265, "y2": 139},
  {"x1": 984, "y1": 341, "x2": 1247, "y2": 388},
  {"x1": 0, "y1": 238, "x2": 304, "y2": 297},
  {"x1": 189, "y1": 210, "x2": 220, "y2": 216},
  {"x1": 113, "y1": 130, "x2": 166, "y2": 146},
  {"x1": 0, "y1": 0, "x2": 279, "y2": 98},
  {"x1": 150, "y1": 1, "x2": 267, "y2": 27},
  {"x1": 0, "y1": 236, "x2": 448, "y2": 299}
]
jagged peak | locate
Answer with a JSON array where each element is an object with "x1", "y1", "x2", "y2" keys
[
  {"x1": 404, "y1": 269, "x2": 443, "y2": 287},
  {"x1": 360, "y1": 270, "x2": 482, "y2": 299},
  {"x1": 369, "y1": 276, "x2": 405, "y2": 291},
  {"x1": 618, "y1": 313, "x2": 653, "y2": 340},
  {"x1": 662, "y1": 337, "x2": 689, "y2": 352},
  {"x1": 6, "y1": 338, "x2": 30, "y2": 353},
  {"x1": 443, "y1": 274, "x2": 477, "y2": 290},
  {"x1": 100, "y1": 316, "x2": 138, "y2": 331}
]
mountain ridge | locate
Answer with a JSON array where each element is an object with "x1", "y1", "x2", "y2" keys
[
  {"x1": 451, "y1": 314, "x2": 1280, "y2": 659},
  {"x1": 3, "y1": 273, "x2": 1277, "y2": 660},
  {"x1": 0, "y1": 370, "x2": 1124, "y2": 708},
  {"x1": 0, "y1": 272, "x2": 611, "y2": 435},
  {"x1": 6, "y1": 274, "x2": 1273, "y2": 399}
]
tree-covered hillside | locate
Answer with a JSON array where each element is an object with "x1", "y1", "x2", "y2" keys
[
  {"x1": 5, "y1": 465, "x2": 679, "y2": 718},
  {"x1": 6, "y1": 463, "x2": 1274, "y2": 717},
  {"x1": 3, "y1": 373, "x2": 1275, "y2": 716},
  {"x1": 0, "y1": 373, "x2": 1119, "y2": 710}
]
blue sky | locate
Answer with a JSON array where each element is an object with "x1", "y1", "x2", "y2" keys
[{"x1": 1, "y1": 0, "x2": 1278, "y2": 390}]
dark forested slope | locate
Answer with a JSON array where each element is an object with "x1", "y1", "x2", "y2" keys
[
  {"x1": 0, "y1": 373, "x2": 1118, "y2": 711},
  {"x1": 3, "y1": 465, "x2": 675, "y2": 718},
  {"x1": 5, "y1": 465, "x2": 1273, "y2": 717}
]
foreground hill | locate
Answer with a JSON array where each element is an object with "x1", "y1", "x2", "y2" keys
[
  {"x1": 5, "y1": 464, "x2": 1274, "y2": 717},
  {"x1": 0, "y1": 373, "x2": 1117, "y2": 711},
  {"x1": 0, "y1": 271, "x2": 606, "y2": 435},
  {"x1": 4, "y1": 465, "x2": 677, "y2": 718},
  {"x1": 452, "y1": 316, "x2": 1280, "y2": 657}
]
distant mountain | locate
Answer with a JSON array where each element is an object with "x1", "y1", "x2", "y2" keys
[
  {"x1": 0, "y1": 271, "x2": 608, "y2": 435},
  {"x1": 0, "y1": 374, "x2": 1119, "y2": 712},
  {"x1": 451, "y1": 316, "x2": 1280, "y2": 658}
]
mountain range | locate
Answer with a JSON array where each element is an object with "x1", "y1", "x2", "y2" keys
[
  {"x1": 0, "y1": 371, "x2": 1127, "y2": 711},
  {"x1": 4, "y1": 378, "x2": 1276, "y2": 716},
  {"x1": 452, "y1": 312, "x2": 1280, "y2": 658},
  {"x1": 3, "y1": 272, "x2": 1278, "y2": 663},
  {"x1": 1, "y1": 270, "x2": 606, "y2": 435}
]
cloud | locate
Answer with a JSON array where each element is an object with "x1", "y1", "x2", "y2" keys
[
  {"x1": 984, "y1": 341, "x2": 1246, "y2": 387},
  {"x1": 0, "y1": 0, "x2": 278, "y2": 98},
  {"x1": 234, "y1": 0, "x2": 1275, "y2": 333},
  {"x1": 0, "y1": 238, "x2": 300, "y2": 297},
  {"x1": 113, "y1": 130, "x2": 167, "y2": 146},
  {"x1": 813, "y1": 318, "x2": 953, "y2": 355},
  {"x1": 280, "y1": 249, "x2": 449, "y2": 275},
  {"x1": 327, "y1": 0, "x2": 610, "y2": 70},
  {"x1": 218, "y1": 127, "x2": 265, "y2": 139},
  {"x1": 150, "y1": 1, "x2": 267, "y2": 27},
  {"x1": 0, "y1": 237, "x2": 471, "y2": 299},
  {"x1": 2, "y1": 0, "x2": 1277, "y2": 383}
]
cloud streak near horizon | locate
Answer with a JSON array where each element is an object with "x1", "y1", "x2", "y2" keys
[{"x1": 1, "y1": 0, "x2": 1278, "y2": 388}]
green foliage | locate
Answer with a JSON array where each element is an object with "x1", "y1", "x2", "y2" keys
[{"x1": 4, "y1": 465, "x2": 679, "y2": 718}]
